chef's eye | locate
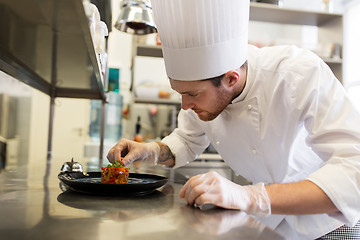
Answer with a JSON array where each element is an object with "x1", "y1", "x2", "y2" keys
[{"x1": 188, "y1": 93, "x2": 198, "y2": 97}]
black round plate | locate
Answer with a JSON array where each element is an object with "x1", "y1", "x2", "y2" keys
[{"x1": 58, "y1": 172, "x2": 168, "y2": 196}]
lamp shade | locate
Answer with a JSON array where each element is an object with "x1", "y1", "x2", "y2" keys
[{"x1": 115, "y1": 0, "x2": 157, "y2": 35}]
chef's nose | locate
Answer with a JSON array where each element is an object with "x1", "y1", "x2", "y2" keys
[{"x1": 181, "y1": 95, "x2": 194, "y2": 110}]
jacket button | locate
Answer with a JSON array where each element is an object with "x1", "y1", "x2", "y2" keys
[
  {"x1": 216, "y1": 141, "x2": 220, "y2": 145},
  {"x1": 248, "y1": 104, "x2": 252, "y2": 110},
  {"x1": 252, "y1": 148, "x2": 257, "y2": 154}
]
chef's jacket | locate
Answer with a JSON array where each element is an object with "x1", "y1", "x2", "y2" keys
[{"x1": 161, "y1": 45, "x2": 360, "y2": 239}]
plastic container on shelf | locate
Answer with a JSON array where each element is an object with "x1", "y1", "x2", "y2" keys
[
  {"x1": 322, "y1": 0, "x2": 334, "y2": 13},
  {"x1": 93, "y1": 21, "x2": 108, "y2": 77},
  {"x1": 98, "y1": 52, "x2": 108, "y2": 77},
  {"x1": 83, "y1": 2, "x2": 101, "y2": 42},
  {"x1": 95, "y1": 21, "x2": 108, "y2": 53}
]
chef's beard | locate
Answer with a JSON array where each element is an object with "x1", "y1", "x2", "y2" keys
[{"x1": 195, "y1": 87, "x2": 233, "y2": 121}]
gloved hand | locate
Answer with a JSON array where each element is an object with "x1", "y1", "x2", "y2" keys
[
  {"x1": 179, "y1": 171, "x2": 271, "y2": 218},
  {"x1": 107, "y1": 138, "x2": 160, "y2": 166}
]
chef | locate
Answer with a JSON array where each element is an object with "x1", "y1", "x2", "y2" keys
[{"x1": 107, "y1": 0, "x2": 360, "y2": 238}]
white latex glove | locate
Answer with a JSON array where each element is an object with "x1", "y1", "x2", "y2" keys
[
  {"x1": 179, "y1": 171, "x2": 271, "y2": 218},
  {"x1": 107, "y1": 138, "x2": 160, "y2": 166}
]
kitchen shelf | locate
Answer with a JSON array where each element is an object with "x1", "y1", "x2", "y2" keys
[
  {"x1": 136, "y1": 44, "x2": 163, "y2": 58},
  {"x1": 0, "y1": 0, "x2": 105, "y2": 100},
  {"x1": 250, "y1": 2, "x2": 343, "y2": 82},
  {"x1": 197, "y1": 153, "x2": 223, "y2": 161},
  {"x1": 134, "y1": 97, "x2": 180, "y2": 105},
  {"x1": 250, "y1": 2, "x2": 342, "y2": 26},
  {"x1": 0, "y1": 0, "x2": 108, "y2": 161},
  {"x1": 322, "y1": 57, "x2": 342, "y2": 64},
  {"x1": 135, "y1": 44, "x2": 343, "y2": 66}
]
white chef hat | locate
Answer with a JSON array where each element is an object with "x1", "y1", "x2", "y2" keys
[{"x1": 150, "y1": 0, "x2": 249, "y2": 81}]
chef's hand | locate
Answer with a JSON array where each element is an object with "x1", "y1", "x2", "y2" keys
[
  {"x1": 107, "y1": 138, "x2": 160, "y2": 166},
  {"x1": 179, "y1": 171, "x2": 271, "y2": 218}
]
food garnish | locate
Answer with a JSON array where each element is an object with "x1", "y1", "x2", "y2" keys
[{"x1": 101, "y1": 159, "x2": 130, "y2": 184}]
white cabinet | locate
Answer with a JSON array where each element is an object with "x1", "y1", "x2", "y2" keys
[{"x1": 249, "y1": 2, "x2": 343, "y2": 82}]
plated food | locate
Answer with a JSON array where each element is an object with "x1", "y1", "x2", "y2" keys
[{"x1": 101, "y1": 160, "x2": 129, "y2": 184}]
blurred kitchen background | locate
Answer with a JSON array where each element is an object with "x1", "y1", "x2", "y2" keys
[{"x1": 1, "y1": 0, "x2": 359, "y2": 182}]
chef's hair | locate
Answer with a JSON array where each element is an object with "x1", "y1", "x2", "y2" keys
[
  {"x1": 207, "y1": 61, "x2": 247, "y2": 87},
  {"x1": 207, "y1": 73, "x2": 225, "y2": 87}
]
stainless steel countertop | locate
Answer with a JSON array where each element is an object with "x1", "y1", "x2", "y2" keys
[{"x1": 0, "y1": 161, "x2": 285, "y2": 240}]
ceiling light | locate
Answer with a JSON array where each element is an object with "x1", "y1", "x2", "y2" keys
[{"x1": 114, "y1": 0, "x2": 157, "y2": 35}]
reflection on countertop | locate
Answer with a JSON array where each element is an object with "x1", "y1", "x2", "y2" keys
[
  {"x1": 0, "y1": 158, "x2": 285, "y2": 240},
  {"x1": 57, "y1": 186, "x2": 173, "y2": 221}
]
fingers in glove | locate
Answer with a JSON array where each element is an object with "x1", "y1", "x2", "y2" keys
[
  {"x1": 179, "y1": 173, "x2": 206, "y2": 198},
  {"x1": 121, "y1": 155, "x2": 133, "y2": 166},
  {"x1": 181, "y1": 174, "x2": 216, "y2": 205},
  {"x1": 121, "y1": 142, "x2": 145, "y2": 166},
  {"x1": 192, "y1": 178, "x2": 217, "y2": 206},
  {"x1": 187, "y1": 177, "x2": 217, "y2": 205},
  {"x1": 107, "y1": 139, "x2": 127, "y2": 164},
  {"x1": 185, "y1": 184, "x2": 207, "y2": 205},
  {"x1": 194, "y1": 191, "x2": 216, "y2": 206},
  {"x1": 114, "y1": 146, "x2": 123, "y2": 164}
]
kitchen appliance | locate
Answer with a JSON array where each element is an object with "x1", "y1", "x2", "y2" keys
[{"x1": 60, "y1": 158, "x2": 84, "y2": 173}]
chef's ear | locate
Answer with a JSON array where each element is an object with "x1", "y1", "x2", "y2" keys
[{"x1": 223, "y1": 70, "x2": 240, "y2": 87}]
